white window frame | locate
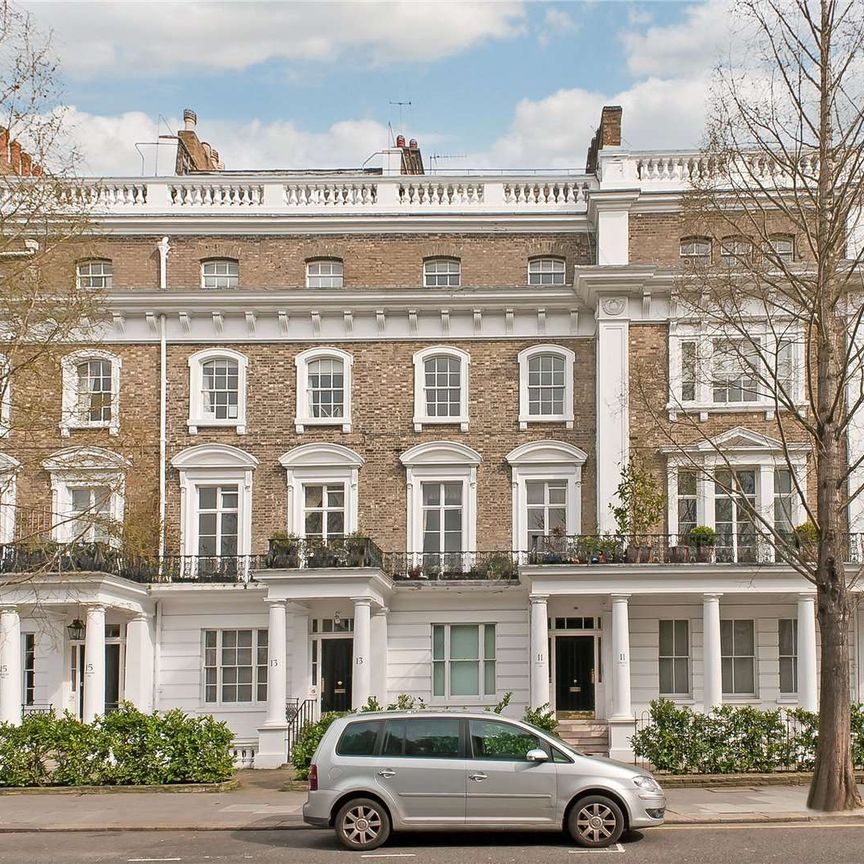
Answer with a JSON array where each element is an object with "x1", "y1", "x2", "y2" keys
[
  {"x1": 187, "y1": 348, "x2": 248, "y2": 435},
  {"x1": 171, "y1": 444, "x2": 257, "y2": 559},
  {"x1": 0, "y1": 452, "x2": 20, "y2": 545},
  {"x1": 76, "y1": 259, "x2": 113, "y2": 290},
  {"x1": 528, "y1": 257, "x2": 566, "y2": 286},
  {"x1": 42, "y1": 446, "x2": 128, "y2": 545},
  {"x1": 778, "y1": 618, "x2": 798, "y2": 696},
  {"x1": 664, "y1": 427, "x2": 809, "y2": 560},
  {"x1": 203, "y1": 628, "x2": 268, "y2": 705},
  {"x1": 423, "y1": 257, "x2": 461, "y2": 288},
  {"x1": 668, "y1": 322, "x2": 803, "y2": 420},
  {"x1": 431, "y1": 622, "x2": 496, "y2": 703},
  {"x1": 201, "y1": 258, "x2": 239, "y2": 290},
  {"x1": 401, "y1": 441, "x2": 481, "y2": 567},
  {"x1": 658, "y1": 619, "x2": 691, "y2": 698},
  {"x1": 412, "y1": 346, "x2": 470, "y2": 432},
  {"x1": 506, "y1": 440, "x2": 587, "y2": 553},
  {"x1": 60, "y1": 349, "x2": 121, "y2": 437},
  {"x1": 517, "y1": 344, "x2": 575, "y2": 430},
  {"x1": 294, "y1": 347, "x2": 353, "y2": 433},
  {"x1": 721, "y1": 618, "x2": 757, "y2": 697},
  {"x1": 306, "y1": 258, "x2": 344, "y2": 289},
  {"x1": 279, "y1": 443, "x2": 363, "y2": 539},
  {"x1": 0, "y1": 354, "x2": 11, "y2": 436},
  {"x1": 679, "y1": 237, "x2": 712, "y2": 263},
  {"x1": 765, "y1": 235, "x2": 795, "y2": 265}
]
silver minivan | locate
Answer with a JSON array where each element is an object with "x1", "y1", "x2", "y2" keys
[{"x1": 303, "y1": 710, "x2": 665, "y2": 851}]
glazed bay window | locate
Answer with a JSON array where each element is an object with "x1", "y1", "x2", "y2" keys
[
  {"x1": 528, "y1": 257, "x2": 566, "y2": 286},
  {"x1": 203, "y1": 629, "x2": 268, "y2": 704},
  {"x1": 423, "y1": 257, "x2": 461, "y2": 288},
  {"x1": 304, "y1": 484, "x2": 345, "y2": 540},
  {"x1": 659, "y1": 620, "x2": 690, "y2": 696},
  {"x1": 306, "y1": 259, "x2": 343, "y2": 288},
  {"x1": 201, "y1": 258, "x2": 239, "y2": 289},
  {"x1": 712, "y1": 339, "x2": 759, "y2": 404},
  {"x1": 779, "y1": 619, "x2": 798, "y2": 695},
  {"x1": 76, "y1": 259, "x2": 112, "y2": 289},
  {"x1": 526, "y1": 480, "x2": 567, "y2": 550},
  {"x1": 721, "y1": 619, "x2": 756, "y2": 696},
  {"x1": 432, "y1": 623, "x2": 496, "y2": 699}
]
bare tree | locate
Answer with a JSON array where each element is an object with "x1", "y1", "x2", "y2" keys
[{"x1": 656, "y1": 0, "x2": 864, "y2": 811}]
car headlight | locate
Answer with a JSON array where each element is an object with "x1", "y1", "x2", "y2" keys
[{"x1": 633, "y1": 775, "x2": 663, "y2": 793}]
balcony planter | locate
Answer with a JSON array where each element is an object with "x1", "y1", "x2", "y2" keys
[
  {"x1": 335, "y1": 534, "x2": 379, "y2": 568},
  {"x1": 668, "y1": 545, "x2": 689, "y2": 563},
  {"x1": 265, "y1": 533, "x2": 301, "y2": 569},
  {"x1": 687, "y1": 526, "x2": 717, "y2": 563},
  {"x1": 68, "y1": 542, "x2": 119, "y2": 572},
  {"x1": 793, "y1": 522, "x2": 818, "y2": 562}
]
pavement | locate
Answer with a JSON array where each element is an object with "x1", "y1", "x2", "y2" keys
[{"x1": 0, "y1": 771, "x2": 863, "y2": 832}]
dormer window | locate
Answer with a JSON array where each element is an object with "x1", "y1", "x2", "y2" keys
[
  {"x1": 423, "y1": 257, "x2": 461, "y2": 288},
  {"x1": 528, "y1": 257, "x2": 566, "y2": 286},
  {"x1": 76, "y1": 259, "x2": 112, "y2": 289},
  {"x1": 306, "y1": 259, "x2": 344, "y2": 289},
  {"x1": 679, "y1": 238, "x2": 711, "y2": 263},
  {"x1": 202, "y1": 259, "x2": 239, "y2": 290}
]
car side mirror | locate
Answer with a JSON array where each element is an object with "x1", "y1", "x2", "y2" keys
[{"x1": 526, "y1": 748, "x2": 549, "y2": 762}]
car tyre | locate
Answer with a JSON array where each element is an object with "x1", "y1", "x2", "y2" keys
[
  {"x1": 567, "y1": 794, "x2": 625, "y2": 848},
  {"x1": 334, "y1": 797, "x2": 391, "y2": 851}
]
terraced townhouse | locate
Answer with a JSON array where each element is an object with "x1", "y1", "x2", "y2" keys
[{"x1": 0, "y1": 106, "x2": 861, "y2": 765}]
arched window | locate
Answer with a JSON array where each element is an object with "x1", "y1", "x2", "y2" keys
[
  {"x1": 306, "y1": 258, "x2": 344, "y2": 288},
  {"x1": 423, "y1": 257, "x2": 461, "y2": 288},
  {"x1": 201, "y1": 258, "x2": 239, "y2": 289},
  {"x1": 412, "y1": 346, "x2": 470, "y2": 431},
  {"x1": 720, "y1": 237, "x2": 752, "y2": 267},
  {"x1": 517, "y1": 345, "x2": 575, "y2": 430},
  {"x1": 765, "y1": 234, "x2": 795, "y2": 265},
  {"x1": 528, "y1": 257, "x2": 566, "y2": 286},
  {"x1": 187, "y1": 348, "x2": 248, "y2": 434},
  {"x1": 679, "y1": 237, "x2": 711, "y2": 263},
  {"x1": 60, "y1": 350, "x2": 121, "y2": 436},
  {"x1": 76, "y1": 259, "x2": 113, "y2": 289},
  {"x1": 295, "y1": 347, "x2": 353, "y2": 433}
]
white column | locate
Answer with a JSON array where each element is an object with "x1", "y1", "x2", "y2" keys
[
  {"x1": 529, "y1": 594, "x2": 550, "y2": 708},
  {"x1": 265, "y1": 600, "x2": 288, "y2": 726},
  {"x1": 371, "y1": 607, "x2": 389, "y2": 706},
  {"x1": 703, "y1": 594, "x2": 723, "y2": 711},
  {"x1": 610, "y1": 594, "x2": 632, "y2": 718},
  {"x1": 352, "y1": 598, "x2": 372, "y2": 710},
  {"x1": 0, "y1": 607, "x2": 21, "y2": 726},
  {"x1": 124, "y1": 614, "x2": 154, "y2": 713},
  {"x1": 797, "y1": 594, "x2": 818, "y2": 712},
  {"x1": 596, "y1": 299, "x2": 630, "y2": 532},
  {"x1": 289, "y1": 605, "x2": 310, "y2": 701},
  {"x1": 83, "y1": 605, "x2": 106, "y2": 723}
]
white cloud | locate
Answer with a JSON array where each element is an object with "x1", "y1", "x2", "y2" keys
[
  {"x1": 537, "y1": 6, "x2": 579, "y2": 47},
  {"x1": 23, "y1": 1, "x2": 526, "y2": 77}
]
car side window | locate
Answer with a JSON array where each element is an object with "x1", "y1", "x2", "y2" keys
[
  {"x1": 382, "y1": 719, "x2": 406, "y2": 756},
  {"x1": 398, "y1": 717, "x2": 461, "y2": 758},
  {"x1": 469, "y1": 719, "x2": 544, "y2": 761},
  {"x1": 336, "y1": 719, "x2": 383, "y2": 756},
  {"x1": 552, "y1": 746, "x2": 573, "y2": 763}
]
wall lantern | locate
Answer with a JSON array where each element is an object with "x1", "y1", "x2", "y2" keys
[{"x1": 67, "y1": 618, "x2": 85, "y2": 641}]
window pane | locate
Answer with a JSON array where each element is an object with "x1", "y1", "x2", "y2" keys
[
  {"x1": 659, "y1": 658, "x2": 674, "y2": 694},
  {"x1": 432, "y1": 661, "x2": 445, "y2": 697},
  {"x1": 432, "y1": 625, "x2": 445, "y2": 660},
  {"x1": 337, "y1": 720, "x2": 382, "y2": 756},
  {"x1": 403, "y1": 718, "x2": 460, "y2": 758},
  {"x1": 659, "y1": 621, "x2": 674, "y2": 656},
  {"x1": 734, "y1": 620, "x2": 754, "y2": 654},
  {"x1": 450, "y1": 625, "x2": 479, "y2": 660},
  {"x1": 484, "y1": 624, "x2": 496, "y2": 659},
  {"x1": 450, "y1": 660, "x2": 480, "y2": 696},
  {"x1": 780, "y1": 657, "x2": 797, "y2": 694},
  {"x1": 382, "y1": 720, "x2": 405, "y2": 756},
  {"x1": 733, "y1": 657, "x2": 755, "y2": 693},
  {"x1": 779, "y1": 619, "x2": 796, "y2": 656},
  {"x1": 469, "y1": 719, "x2": 540, "y2": 761}
]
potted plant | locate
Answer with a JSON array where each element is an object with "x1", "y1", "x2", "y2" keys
[
  {"x1": 337, "y1": 532, "x2": 379, "y2": 567},
  {"x1": 611, "y1": 456, "x2": 666, "y2": 563},
  {"x1": 792, "y1": 522, "x2": 818, "y2": 562},
  {"x1": 687, "y1": 525, "x2": 716, "y2": 563},
  {"x1": 266, "y1": 532, "x2": 300, "y2": 568},
  {"x1": 483, "y1": 552, "x2": 517, "y2": 580},
  {"x1": 542, "y1": 525, "x2": 568, "y2": 564}
]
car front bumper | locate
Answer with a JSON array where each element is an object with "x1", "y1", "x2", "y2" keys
[{"x1": 626, "y1": 791, "x2": 667, "y2": 828}]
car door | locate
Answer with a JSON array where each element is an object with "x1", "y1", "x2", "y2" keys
[
  {"x1": 373, "y1": 717, "x2": 466, "y2": 825},
  {"x1": 465, "y1": 718, "x2": 557, "y2": 825}
]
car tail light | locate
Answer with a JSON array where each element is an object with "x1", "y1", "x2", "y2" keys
[{"x1": 309, "y1": 763, "x2": 318, "y2": 791}]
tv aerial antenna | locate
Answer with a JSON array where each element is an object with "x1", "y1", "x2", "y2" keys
[{"x1": 389, "y1": 99, "x2": 412, "y2": 131}]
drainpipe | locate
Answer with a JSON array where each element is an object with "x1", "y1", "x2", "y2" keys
[{"x1": 157, "y1": 237, "x2": 170, "y2": 563}]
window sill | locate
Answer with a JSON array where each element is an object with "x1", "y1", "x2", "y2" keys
[
  {"x1": 188, "y1": 418, "x2": 246, "y2": 435},
  {"x1": 201, "y1": 704, "x2": 267, "y2": 712},
  {"x1": 659, "y1": 696, "x2": 695, "y2": 704},
  {"x1": 776, "y1": 696, "x2": 799, "y2": 704},
  {"x1": 518, "y1": 417, "x2": 574, "y2": 431},
  {"x1": 61, "y1": 421, "x2": 119, "y2": 437},
  {"x1": 295, "y1": 417, "x2": 351, "y2": 434},
  {"x1": 413, "y1": 417, "x2": 469, "y2": 433},
  {"x1": 721, "y1": 696, "x2": 761, "y2": 703},
  {"x1": 668, "y1": 403, "x2": 806, "y2": 423}
]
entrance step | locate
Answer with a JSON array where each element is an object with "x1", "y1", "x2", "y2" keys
[{"x1": 555, "y1": 719, "x2": 609, "y2": 757}]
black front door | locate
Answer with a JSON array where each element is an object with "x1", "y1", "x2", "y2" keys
[
  {"x1": 556, "y1": 635, "x2": 595, "y2": 712},
  {"x1": 321, "y1": 638, "x2": 353, "y2": 712}
]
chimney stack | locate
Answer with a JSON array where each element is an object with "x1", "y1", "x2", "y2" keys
[
  {"x1": 183, "y1": 108, "x2": 197, "y2": 131},
  {"x1": 585, "y1": 105, "x2": 623, "y2": 174},
  {"x1": 175, "y1": 108, "x2": 225, "y2": 174}
]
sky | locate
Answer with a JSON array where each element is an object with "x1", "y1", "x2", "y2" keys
[{"x1": 21, "y1": 0, "x2": 735, "y2": 176}]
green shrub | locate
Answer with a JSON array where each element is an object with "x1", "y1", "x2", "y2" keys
[
  {"x1": 291, "y1": 711, "x2": 348, "y2": 780},
  {"x1": 631, "y1": 699, "x2": 864, "y2": 774},
  {"x1": 522, "y1": 703, "x2": 558, "y2": 734},
  {"x1": 0, "y1": 704, "x2": 235, "y2": 787}
]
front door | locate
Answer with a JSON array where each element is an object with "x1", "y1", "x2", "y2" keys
[
  {"x1": 321, "y1": 638, "x2": 353, "y2": 712},
  {"x1": 556, "y1": 635, "x2": 595, "y2": 712},
  {"x1": 70, "y1": 643, "x2": 124, "y2": 718}
]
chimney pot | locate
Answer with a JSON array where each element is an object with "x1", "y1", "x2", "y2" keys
[
  {"x1": 409, "y1": 138, "x2": 418, "y2": 151},
  {"x1": 183, "y1": 108, "x2": 197, "y2": 131},
  {"x1": 395, "y1": 134, "x2": 406, "y2": 148}
]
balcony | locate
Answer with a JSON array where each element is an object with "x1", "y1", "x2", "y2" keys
[
  {"x1": 382, "y1": 551, "x2": 519, "y2": 582},
  {"x1": 258, "y1": 536, "x2": 382, "y2": 570}
]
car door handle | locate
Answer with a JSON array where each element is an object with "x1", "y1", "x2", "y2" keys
[
  {"x1": 377, "y1": 769, "x2": 396, "y2": 778},
  {"x1": 469, "y1": 773, "x2": 488, "y2": 782}
]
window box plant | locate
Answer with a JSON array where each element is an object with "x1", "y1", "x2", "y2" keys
[
  {"x1": 611, "y1": 456, "x2": 666, "y2": 563},
  {"x1": 687, "y1": 525, "x2": 716, "y2": 563},
  {"x1": 265, "y1": 532, "x2": 300, "y2": 569}
]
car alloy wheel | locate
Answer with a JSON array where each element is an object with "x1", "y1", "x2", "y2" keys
[
  {"x1": 335, "y1": 798, "x2": 391, "y2": 851},
  {"x1": 569, "y1": 794, "x2": 625, "y2": 848}
]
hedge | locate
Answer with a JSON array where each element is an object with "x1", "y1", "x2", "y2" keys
[
  {"x1": 631, "y1": 699, "x2": 864, "y2": 774},
  {"x1": 0, "y1": 703, "x2": 235, "y2": 787}
]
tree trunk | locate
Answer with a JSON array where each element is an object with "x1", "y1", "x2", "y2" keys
[{"x1": 808, "y1": 581, "x2": 861, "y2": 810}]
